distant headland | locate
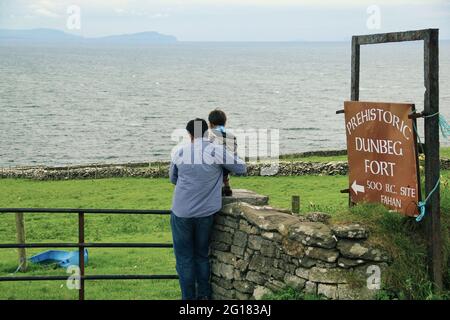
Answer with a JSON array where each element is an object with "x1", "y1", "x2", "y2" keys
[{"x1": 0, "y1": 28, "x2": 178, "y2": 44}]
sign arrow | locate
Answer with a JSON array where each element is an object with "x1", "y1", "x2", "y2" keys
[{"x1": 351, "y1": 180, "x2": 365, "y2": 194}]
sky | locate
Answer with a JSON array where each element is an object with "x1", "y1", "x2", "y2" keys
[{"x1": 0, "y1": 0, "x2": 449, "y2": 41}]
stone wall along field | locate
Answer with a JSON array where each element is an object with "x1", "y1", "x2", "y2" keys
[
  {"x1": 210, "y1": 190, "x2": 391, "y2": 300},
  {"x1": 0, "y1": 161, "x2": 348, "y2": 180},
  {"x1": 3, "y1": 158, "x2": 449, "y2": 180}
]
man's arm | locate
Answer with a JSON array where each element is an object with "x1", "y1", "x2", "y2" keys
[
  {"x1": 221, "y1": 146, "x2": 247, "y2": 176},
  {"x1": 169, "y1": 161, "x2": 178, "y2": 185}
]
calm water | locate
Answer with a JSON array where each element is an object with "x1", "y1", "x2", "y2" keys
[{"x1": 1, "y1": 42, "x2": 449, "y2": 167}]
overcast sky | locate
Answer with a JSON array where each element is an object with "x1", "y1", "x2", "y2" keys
[{"x1": 0, "y1": 0, "x2": 449, "y2": 41}]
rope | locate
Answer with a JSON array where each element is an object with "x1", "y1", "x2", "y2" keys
[
  {"x1": 418, "y1": 112, "x2": 450, "y2": 138},
  {"x1": 423, "y1": 111, "x2": 439, "y2": 118},
  {"x1": 11, "y1": 260, "x2": 25, "y2": 274},
  {"x1": 438, "y1": 114, "x2": 450, "y2": 138},
  {"x1": 416, "y1": 178, "x2": 440, "y2": 222},
  {"x1": 411, "y1": 111, "x2": 445, "y2": 222}
]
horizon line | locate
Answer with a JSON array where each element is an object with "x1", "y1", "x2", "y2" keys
[{"x1": 1, "y1": 27, "x2": 449, "y2": 42}]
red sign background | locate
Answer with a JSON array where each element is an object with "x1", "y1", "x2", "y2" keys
[{"x1": 344, "y1": 101, "x2": 420, "y2": 216}]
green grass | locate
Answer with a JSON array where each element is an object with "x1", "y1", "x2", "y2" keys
[
  {"x1": 263, "y1": 287, "x2": 326, "y2": 300},
  {"x1": 280, "y1": 147, "x2": 450, "y2": 162},
  {"x1": 441, "y1": 147, "x2": 450, "y2": 159},
  {"x1": 0, "y1": 172, "x2": 449, "y2": 300},
  {"x1": 0, "y1": 178, "x2": 178, "y2": 300}
]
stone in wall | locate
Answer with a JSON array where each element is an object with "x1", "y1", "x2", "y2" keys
[
  {"x1": 210, "y1": 189, "x2": 391, "y2": 300},
  {"x1": 332, "y1": 224, "x2": 369, "y2": 239},
  {"x1": 337, "y1": 240, "x2": 390, "y2": 262},
  {"x1": 222, "y1": 189, "x2": 269, "y2": 207}
]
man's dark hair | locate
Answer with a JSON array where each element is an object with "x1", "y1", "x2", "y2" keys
[
  {"x1": 186, "y1": 118, "x2": 209, "y2": 138},
  {"x1": 208, "y1": 109, "x2": 227, "y2": 126}
]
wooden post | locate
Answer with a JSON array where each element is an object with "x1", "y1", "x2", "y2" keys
[
  {"x1": 78, "y1": 212, "x2": 85, "y2": 300},
  {"x1": 349, "y1": 36, "x2": 360, "y2": 207},
  {"x1": 346, "y1": 29, "x2": 443, "y2": 291},
  {"x1": 291, "y1": 195, "x2": 300, "y2": 214},
  {"x1": 351, "y1": 36, "x2": 360, "y2": 102},
  {"x1": 15, "y1": 212, "x2": 27, "y2": 272},
  {"x1": 423, "y1": 29, "x2": 443, "y2": 292}
]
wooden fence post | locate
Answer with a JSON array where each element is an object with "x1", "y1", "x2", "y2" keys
[
  {"x1": 423, "y1": 29, "x2": 443, "y2": 292},
  {"x1": 15, "y1": 212, "x2": 27, "y2": 272},
  {"x1": 292, "y1": 195, "x2": 300, "y2": 214}
]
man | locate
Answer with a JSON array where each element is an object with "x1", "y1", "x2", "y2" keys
[{"x1": 169, "y1": 118, "x2": 247, "y2": 300}]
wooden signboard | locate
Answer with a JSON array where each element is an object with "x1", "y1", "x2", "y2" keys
[{"x1": 344, "y1": 101, "x2": 420, "y2": 216}]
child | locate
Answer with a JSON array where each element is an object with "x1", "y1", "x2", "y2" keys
[{"x1": 208, "y1": 109, "x2": 238, "y2": 196}]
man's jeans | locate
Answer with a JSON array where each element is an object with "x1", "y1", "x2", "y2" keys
[{"x1": 170, "y1": 212, "x2": 215, "y2": 300}]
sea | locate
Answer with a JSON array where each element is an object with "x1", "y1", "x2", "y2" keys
[{"x1": 1, "y1": 41, "x2": 449, "y2": 167}]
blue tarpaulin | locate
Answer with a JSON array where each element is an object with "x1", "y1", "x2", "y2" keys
[{"x1": 29, "y1": 249, "x2": 88, "y2": 268}]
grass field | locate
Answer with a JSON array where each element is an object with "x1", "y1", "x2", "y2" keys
[
  {"x1": 0, "y1": 153, "x2": 449, "y2": 300},
  {"x1": 280, "y1": 147, "x2": 450, "y2": 162},
  {"x1": 0, "y1": 175, "x2": 351, "y2": 300}
]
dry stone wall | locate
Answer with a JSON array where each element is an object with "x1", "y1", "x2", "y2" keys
[
  {"x1": 210, "y1": 190, "x2": 391, "y2": 300},
  {"x1": 0, "y1": 161, "x2": 348, "y2": 180},
  {"x1": 3, "y1": 159, "x2": 448, "y2": 180}
]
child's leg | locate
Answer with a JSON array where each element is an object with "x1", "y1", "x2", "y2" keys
[
  {"x1": 222, "y1": 170, "x2": 232, "y2": 196},
  {"x1": 223, "y1": 173, "x2": 230, "y2": 186}
]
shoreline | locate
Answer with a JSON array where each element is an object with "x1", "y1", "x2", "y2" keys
[
  {"x1": 0, "y1": 150, "x2": 347, "y2": 180},
  {"x1": 1, "y1": 149, "x2": 449, "y2": 180},
  {"x1": 0, "y1": 150, "x2": 348, "y2": 171}
]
